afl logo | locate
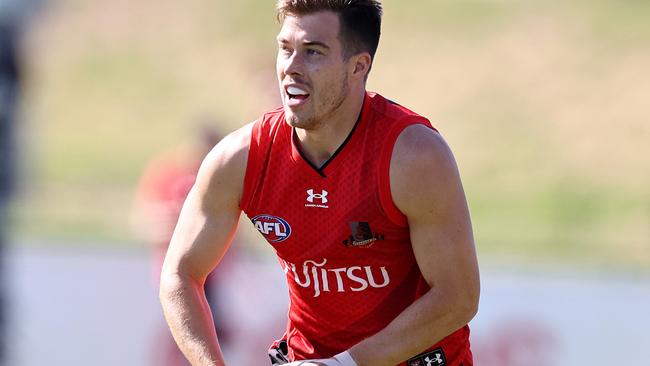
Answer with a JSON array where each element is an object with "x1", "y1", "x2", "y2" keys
[{"x1": 252, "y1": 214, "x2": 292, "y2": 243}]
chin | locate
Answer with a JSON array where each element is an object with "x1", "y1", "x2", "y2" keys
[
  {"x1": 283, "y1": 109, "x2": 298, "y2": 126},
  {"x1": 284, "y1": 109, "x2": 316, "y2": 130}
]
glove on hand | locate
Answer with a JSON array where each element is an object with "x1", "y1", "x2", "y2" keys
[{"x1": 283, "y1": 351, "x2": 357, "y2": 366}]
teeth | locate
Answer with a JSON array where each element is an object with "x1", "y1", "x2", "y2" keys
[{"x1": 287, "y1": 86, "x2": 308, "y2": 96}]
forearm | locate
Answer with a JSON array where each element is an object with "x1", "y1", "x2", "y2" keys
[
  {"x1": 159, "y1": 272, "x2": 226, "y2": 366},
  {"x1": 349, "y1": 288, "x2": 476, "y2": 366}
]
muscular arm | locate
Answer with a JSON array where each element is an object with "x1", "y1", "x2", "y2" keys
[
  {"x1": 159, "y1": 124, "x2": 252, "y2": 366},
  {"x1": 347, "y1": 124, "x2": 480, "y2": 365}
]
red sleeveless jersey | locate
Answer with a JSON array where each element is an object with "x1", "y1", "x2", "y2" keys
[{"x1": 241, "y1": 92, "x2": 472, "y2": 365}]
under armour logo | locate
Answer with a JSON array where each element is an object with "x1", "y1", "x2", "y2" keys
[
  {"x1": 306, "y1": 189, "x2": 328, "y2": 204},
  {"x1": 407, "y1": 348, "x2": 446, "y2": 366},
  {"x1": 424, "y1": 354, "x2": 443, "y2": 366}
]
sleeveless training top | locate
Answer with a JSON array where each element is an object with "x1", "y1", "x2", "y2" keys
[{"x1": 241, "y1": 92, "x2": 472, "y2": 365}]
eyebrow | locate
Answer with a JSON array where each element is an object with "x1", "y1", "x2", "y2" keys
[
  {"x1": 303, "y1": 40, "x2": 330, "y2": 49},
  {"x1": 277, "y1": 37, "x2": 330, "y2": 50}
]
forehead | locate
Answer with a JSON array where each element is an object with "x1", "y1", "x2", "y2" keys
[{"x1": 277, "y1": 11, "x2": 341, "y2": 45}]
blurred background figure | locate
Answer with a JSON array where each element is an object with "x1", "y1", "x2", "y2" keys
[
  {"x1": 132, "y1": 121, "x2": 229, "y2": 366},
  {"x1": 1, "y1": 0, "x2": 41, "y2": 363},
  {"x1": 133, "y1": 121, "x2": 221, "y2": 278},
  {"x1": 0, "y1": 26, "x2": 17, "y2": 366}
]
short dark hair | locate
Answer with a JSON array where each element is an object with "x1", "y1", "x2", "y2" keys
[{"x1": 277, "y1": 0, "x2": 382, "y2": 60}]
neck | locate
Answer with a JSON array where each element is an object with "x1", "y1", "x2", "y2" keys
[{"x1": 294, "y1": 89, "x2": 365, "y2": 168}]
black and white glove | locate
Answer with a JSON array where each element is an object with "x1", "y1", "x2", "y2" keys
[
  {"x1": 282, "y1": 351, "x2": 358, "y2": 366},
  {"x1": 269, "y1": 340, "x2": 290, "y2": 365}
]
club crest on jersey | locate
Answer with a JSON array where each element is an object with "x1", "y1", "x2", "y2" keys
[
  {"x1": 251, "y1": 214, "x2": 292, "y2": 243},
  {"x1": 343, "y1": 222, "x2": 384, "y2": 248}
]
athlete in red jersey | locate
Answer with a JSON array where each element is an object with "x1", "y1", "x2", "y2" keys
[
  {"x1": 159, "y1": 1, "x2": 480, "y2": 366},
  {"x1": 244, "y1": 92, "x2": 473, "y2": 366}
]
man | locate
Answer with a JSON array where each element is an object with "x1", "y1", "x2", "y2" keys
[{"x1": 159, "y1": 1, "x2": 480, "y2": 365}]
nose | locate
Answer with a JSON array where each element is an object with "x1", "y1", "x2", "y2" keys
[{"x1": 279, "y1": 50, "x2": 304, "y2": 78}]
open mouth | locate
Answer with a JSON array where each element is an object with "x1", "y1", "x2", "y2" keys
[{"x1": 286, "y1": 86, "x2": 310, "y2": 104}]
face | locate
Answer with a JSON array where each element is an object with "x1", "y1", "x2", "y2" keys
[{"x1": 276, "y1": 11, "x2": 352, "y2": 130}]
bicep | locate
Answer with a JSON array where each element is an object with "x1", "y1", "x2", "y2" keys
[
  {"x1": 162, "y1": 186, "x2": 241, "y2": 282},
  {"x1": 391, "y1": 126, "x2": 479, "y2": 292},
  {"x1": 161, "y1": 126, "x2": 251, "y2": 282}
]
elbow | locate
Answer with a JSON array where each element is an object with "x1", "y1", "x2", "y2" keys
[
  {"x1": 457, "y1": 282, "x2": 480, "y2": 325},
  {"x1": 440, "y1": 278, "x2": 479, "y2": 327},
  {"x1": 158, "y1": 263, "x2": 187, "y2": 305},
  {"x1": 445, "y1": 293, "x2": 478, "y2": 330},
  {"x1": 158, "y1": 262, "x2": 203, "y2": 305},
  {"x1": 158, "y1": 268, "x2": 178, "y2": 306},
  {"x1": 464, "y1": 291, "x2": 480, "y2": 324}
]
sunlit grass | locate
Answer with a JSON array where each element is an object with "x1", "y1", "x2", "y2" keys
[{"x1": 12, "y1": 0, "x2": 649, "y2": 270}]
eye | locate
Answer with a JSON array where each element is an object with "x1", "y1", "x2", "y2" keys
[
  {"x1": 307, "y1": 48, "x2": 322, "y2": 56},
  {"x1": 279, "y1": 45, "x2": 293, "y2": 55}
]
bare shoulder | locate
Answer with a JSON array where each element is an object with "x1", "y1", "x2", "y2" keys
[
  {"x1": 194, "y1": 122, "x2": 254, "y2": 209},
  {"x1": 391, "y1": 124, "x2": 455, "y2": 168},
  {"x1": 390, "y1": 124, "x2": 463, "y2": 218}
]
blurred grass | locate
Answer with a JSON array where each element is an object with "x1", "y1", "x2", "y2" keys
[{"x1": 11, "y1": 0, "x2": 649, "y2": 270}]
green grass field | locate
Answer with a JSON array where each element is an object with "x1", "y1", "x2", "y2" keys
[{"x1": 11, "y1": 0, "x2": 649, "y2": 269}]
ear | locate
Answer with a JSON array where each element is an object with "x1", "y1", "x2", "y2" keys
[{"x1": 350, "y1": 52, "x2": 372, "y2": 80}]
